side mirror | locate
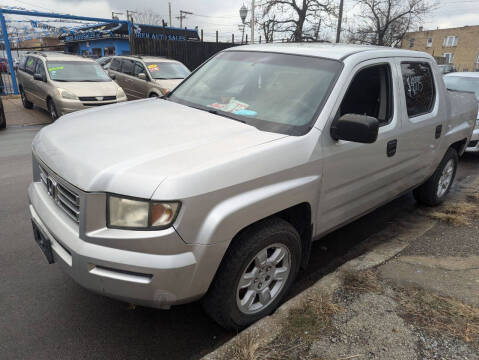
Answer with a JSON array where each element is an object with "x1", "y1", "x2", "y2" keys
[
  {"x1": 331, "y1": 114, "x2": 379, "y2": 144},
  {"x1": 138, "y1": 73, "x2": 147, "y2": 81},
  {"x1": 109, "y1": 73, "x2": 116, "y2": 80},
  {"x1": 33, "y1": 73, "x2": 46, "y2": 82}
]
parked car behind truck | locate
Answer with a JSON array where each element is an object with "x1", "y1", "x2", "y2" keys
[
  {"x1": 443, "y1": 72, "x2": 479, "y2": 152},
  {"x1": 108, "y1": 55, "x2": 191, "y2": 99},
  {"x1": 28, "y1": 44, "x2": 477, "y2": 330},
  {"x1": 17, "y1": 52, "x2": 127, "y2": 120}
]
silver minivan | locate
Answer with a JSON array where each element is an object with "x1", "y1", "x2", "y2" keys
[
  {"x1": 108, "y1": 55, "x2": 190, "y2": 99},
  {"x1": 17, "y1": 52, "x2": 127, "y2": 120}
]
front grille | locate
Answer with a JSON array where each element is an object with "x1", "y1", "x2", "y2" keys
[
  {"x1": 38, "y1": 165, "x2": 80, "y2": 223},
  {"x1": 78, "y1": 96, "x2": 116, "y2": 101},
  {"x1": 82, "y1": 101, "x2": 116, "y2": 106}
]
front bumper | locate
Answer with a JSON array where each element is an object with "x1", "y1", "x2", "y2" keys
[
  {"x1": 55, "y1": 96, "x2": 128, "y2": 116},
  {"x1": 466, "y1": 127, "x2": 479, "y2": 153},
  {"x1": 28, "y1": 182, "x2": 227, "y2": 308}
]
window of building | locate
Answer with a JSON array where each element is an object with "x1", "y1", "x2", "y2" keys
[
  {"x1": 400, "y1": 62, "x2": 435, "y2": 118},
  {"x1": 443, "y1": 35, "x2": 458, "y2": 47},
  {"x1": 409, "y1": 38, "x2": 415, "y2": 48},
  {"x1": 443, "y1": 53, "x2": 454, "y2": 64},
  {"x1": 339, "y1": 64, "x2": 393, "y2": 126},
  {"x1": 426, "y1": 37, "x2": 432, "y2": 47},
  {"x1": 476, "y1": 53, "x2": 479, "y2": 64}
]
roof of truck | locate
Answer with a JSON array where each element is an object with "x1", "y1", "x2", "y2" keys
[{"x1": 225, "y1": 43, "x2": 431, "y2": 61}]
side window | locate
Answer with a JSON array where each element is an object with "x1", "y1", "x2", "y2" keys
[
  {"x1": 18, "y1": 56, "x2": 27, "y2": 71},
  {"x1": 339, "y1": 64, "x2": 393, "y2": 126},
  {"x1": 25, "y1": 57, "x2": 37, "y2": 74},
  {"x1": 401, "y1": 62, "x2": 435, "y2": 117},
  {"x1": 35, "y1": 61, "x2": 46, "y2": 77},
  {"x1": 121, "y1": 59, "x2": 135, "y2": 75},
  {"x1": 110, "y1": 58, "x2": 121, "y2": 71},
  {"x1": 134, "y1": 62, "x2": 146, "y2": 77}
]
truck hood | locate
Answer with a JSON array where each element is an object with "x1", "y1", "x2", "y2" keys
[
  {"x1": 51, "y1": 80, "x2": 119, "y2": 97},
  {"x1": 33, "y1": 98, "x2": 286, "y2": 199}
]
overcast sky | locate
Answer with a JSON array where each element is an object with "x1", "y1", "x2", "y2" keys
[{"x1": 4, "y1": 0, "x2": 479, "y2": 42}]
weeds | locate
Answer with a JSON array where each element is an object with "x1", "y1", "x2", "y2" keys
[
  {"x1": 421, "y1": 201, "x2": 477, "y2": 226},
  {"x1": 342, "y1": 269, "x2": 382, "y2": 294}
]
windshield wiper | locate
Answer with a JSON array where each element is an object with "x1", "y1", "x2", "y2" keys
[{"x1": 207, "y1": 109, "x2": 246, "y2": 123}]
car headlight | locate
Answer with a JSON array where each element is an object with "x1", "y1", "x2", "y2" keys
[
  {"x1": 107, "y1": 195, "x2": 180, "y2": 230},
  {"x1": 56, "y1": 88, "x2": 78, "y2": 100},
  {"x1": 159, "y1": 87, "x2": 169, "y2": 95},
  {"x1": 116, "y1": 87, "x2": 126, "y2": 99}
]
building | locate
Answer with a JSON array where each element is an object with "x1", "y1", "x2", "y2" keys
[
  {"x1": 402, "y1": 25, "x2": 479, "y2": 72},
  {"x1": 60, "y1": 23, "x2": 200, "y2": 58},
  {"x1": 13, "y1": 37, "x2": 62, "y2": 50}
]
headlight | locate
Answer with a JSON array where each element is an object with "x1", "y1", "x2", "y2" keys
[
  {"x1": 159, "y1": 88, "x2": 169, "y2": 95},
  {"x1": 56, "y1": 88, "x2": 78, "y2": 100},
  {"x1": 107, "y1": 195, "x2": 180, "y2": 230},
  {"x1": 116, "y1": 87, "x2": 126, "y2": 99}
]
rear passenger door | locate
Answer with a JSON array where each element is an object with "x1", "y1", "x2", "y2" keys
[
  {"x1": 397, "y1": 60, "x2": 442, "y2": 183},
  {"x1": 128, "y1": 61, "x2": 148, "y2": 99},
  {"x1": 119, "y1": 59, "x2": 136, "y2": 100},
  {"x1": 22, "y1": 56, "x2": 38, "y2": 100},
  {"x1": 108, "y1": 58, "x2": 125, "y2": 88},
  {"x1": 318, "y1": 59, "x2": 408, "y2": 234}
]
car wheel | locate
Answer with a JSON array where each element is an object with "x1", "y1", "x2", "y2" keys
[
  {"x1": 202, "y1": 217, "x2": 301, "y2": 330},
  {"x1": 413, "y1": 148, "x2": 458, "y2": 206},
  {"x1": 20, "y1": 88, "x2": 33, "y2": 109},
  {"x1": 47, "y1": 99, "x2": 59, "y2": 121}
]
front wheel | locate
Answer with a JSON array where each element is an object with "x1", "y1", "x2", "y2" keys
[
  {"x1": 202, "y1": 217, "x2": 301, "y2": 330},
  {"x1": 47, "y1": 99, "x2": 59, "y2": 121},
  {"x1": 413, "y1": 148, "x2": 458, "y2": 206}
]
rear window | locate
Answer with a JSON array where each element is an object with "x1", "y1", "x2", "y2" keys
[
  {"x1": 400, "y1": 62, "x2": 435, "y2": 117},
  {"x1": 18, "y1": 56, "x2": 27, "y2": 71},
  {"x1": 110, "y1": 58, "x2": 121, "y2": 71}
]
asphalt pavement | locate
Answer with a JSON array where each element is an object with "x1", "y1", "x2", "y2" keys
[{"x1": 1, "y1": 125, "x2": 478, "y2": 360}]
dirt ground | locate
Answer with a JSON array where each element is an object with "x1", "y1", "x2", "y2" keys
[{"x1": 217, "y1": 177, "x2": 479, "y2": 360}]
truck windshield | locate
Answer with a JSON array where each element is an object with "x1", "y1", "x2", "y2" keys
[
  {"x1": 444, "y1": 76, "x2": 479, "y2": 101},
  {"x1": 145, "y1": 62, "x2": 191, "y2": 79},
  {"x1": 46, "y1": 61, "x2": 111, "y2": 82},
  {"x1": 168, "y1": 51, "x2": 342, "y2": 135}
]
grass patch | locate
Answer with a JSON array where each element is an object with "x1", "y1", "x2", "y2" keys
[
  {"x1": 421, "y1": 201, "x2": 477, "y2": 226},
  {"x1": 397, "y1": 287, "x2": 479, "y2": 345},
  {"x1": 342, "y1": 269, "x2": 382, "y2": 294},
  {"x1": 226, "y1": 332, "x2": 266, "y2": 360}
]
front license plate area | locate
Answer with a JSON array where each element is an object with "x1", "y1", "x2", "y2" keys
[{"x1": 32, "y1": 221, "x2": 55, "y2": 264}]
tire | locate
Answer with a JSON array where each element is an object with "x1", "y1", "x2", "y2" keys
[
  {"x1": 20, "y1": 88, "x2": 33, "y2": 109},
  {"x1": 47, "y1": 99, "x2": 58, "y2": 121},
  {"x1": 202, "y1": 217, "x2": 302, "y2": 330},
  {"x1": 413, "y1": 148, "x2": 458, "y2": 206}
]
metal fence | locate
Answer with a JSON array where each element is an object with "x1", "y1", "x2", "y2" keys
[{"x1": 134, "y1": 38, "x2": 238, "y2": 71}]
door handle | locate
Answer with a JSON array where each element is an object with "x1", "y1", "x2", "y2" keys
[
  {"x1": 387, "y1": 139, "x2": 397, "y2": 157},
  {"x1": 435, "y1": 125, "x2": 442, "y2": 139}
]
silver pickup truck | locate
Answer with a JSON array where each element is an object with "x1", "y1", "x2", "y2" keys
[{"x1": 28, "y1": 44, "x2": 477, "y2": 329}]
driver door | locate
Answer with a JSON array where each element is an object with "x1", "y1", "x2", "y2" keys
[{"x1": 317, "y1": 59, "x2": 407, "y2": 235}]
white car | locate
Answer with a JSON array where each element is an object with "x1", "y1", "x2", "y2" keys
[{"x1": 444, "y1": 72, "x2": 479, "y2": 152}]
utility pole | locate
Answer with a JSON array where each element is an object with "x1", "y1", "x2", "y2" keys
[
  {"x1": 111, "y1": 11, "x2": 123, "y2": 20},
  {"x1": 250, "y1": 0, "x2": 255, "y2": 44},
  {"x1": 168, "y1": 3, "x2": 172, "y2": 27},
  {"x1": 177, "y1": 10, "x2": 193, "y2": 28},
  {"x1": 336, "y1": 0, "x2": 344, "y2": 43}
]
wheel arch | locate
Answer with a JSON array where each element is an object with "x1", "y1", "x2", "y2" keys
[{"x1": 449, "y1": 138, "x2": 468, "y2": 156}]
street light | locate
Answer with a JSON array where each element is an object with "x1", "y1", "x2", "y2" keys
[{"x1": 239, "y1": 4, "x2": 248, "y2": 44}]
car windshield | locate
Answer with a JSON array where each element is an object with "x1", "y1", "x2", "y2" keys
[
  {"x1": 145, "y1": 62, "x2": 191, "y2": 79},
  {"x1": 168, "y1": 51, "x2": 341, "y2": 135},
  {"x1": 444, "y1": 76, "x2": 479, "y2": 101},
  {"x1": 46, "y1": 61, "x2": 111, "y2": 82}
]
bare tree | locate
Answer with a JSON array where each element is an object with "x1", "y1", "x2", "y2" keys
[
  {"x1": 349, "y1": 0, "x2": 434, "y2": 47},
  {"x1": 132, "y1": 9, "x2": 164, "y2": 26},
  {"x1": 257, "y1": 13, "x2": 277, "y2": 43},
  {"x1": 262, "y1": 0, "x2": 335, "y2": 42}
]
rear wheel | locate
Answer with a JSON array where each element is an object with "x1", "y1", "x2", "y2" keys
[
  {"x1": 202, "y1": 217, "x2": 301, "y2": 330},
  {"x1": 47, "y1": 99, "x2": 58, "y2": 121},
  {"x1": 413, "y1": 148, "x2": 458, "y2": 206},
  {"x1": 20, "y1": 88, "x2": 33, "y2": 109}
]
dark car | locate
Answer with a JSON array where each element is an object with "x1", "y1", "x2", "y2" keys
[{"x1": 0, "y1": 58, "x2": 9, "y2": 73}]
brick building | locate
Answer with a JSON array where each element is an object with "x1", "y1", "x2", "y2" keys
[{"x1": 401, "y1": 25, "x2": 479, "y2": 72}]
